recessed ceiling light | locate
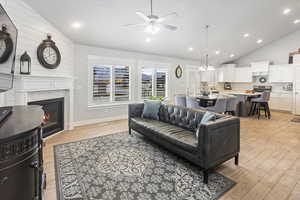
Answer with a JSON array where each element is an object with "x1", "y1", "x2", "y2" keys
[
  {"x1": 215, "y1": 50, "x2": 220, "y2": 55},
  {"x1": 283, "y1": 8, "x2": 291, "y2": 15},
  {"x1": 294, "y1": 19, "x2": 300, "y2": 24},
  {"x1": 230, "y1": 54, "x2": 235, "y2": 58},
  {"x1": 71, "y1": 22, "x2": 82, "y2": 29},
  {"x1": 145, "y1": 37, "x2": 152, "y2": 43},
  {"x1": 257, "y1": 39, "x2": 263, "y2": 44},
  {"x1": 188, "y1": 47, "x2": 194, "y2": 51},
  {"x1": 243, "y1": 33, "x2": 250, "y2": 38}
]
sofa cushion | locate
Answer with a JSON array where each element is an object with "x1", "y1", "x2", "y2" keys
[
  {"x1": 142, "y1": 100, "x2": 161, "y2": 120},
  {"x1": 158, "y1": 104, "x2": 203, "y2": 132},
  {"x1": 131, "y1": 117, "x2": 198, "y2": 152}
]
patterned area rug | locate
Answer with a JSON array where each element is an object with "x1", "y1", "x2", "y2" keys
[{"x1": 54, "y1": 132, "x2": 236, "y2": 200}]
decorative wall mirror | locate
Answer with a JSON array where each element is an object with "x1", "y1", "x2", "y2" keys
[{"x1": 175, "y1": 65, "x2": 182, "y2": 79}]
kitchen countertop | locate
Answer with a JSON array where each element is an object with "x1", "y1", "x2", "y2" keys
[
  {"x1": 271, "y1": 90, "x2": 293, "y2": 94},
  {"x1": 221, "y1": 91, "x2": 261, "y2": 96}
]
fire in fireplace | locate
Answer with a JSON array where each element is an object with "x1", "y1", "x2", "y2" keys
[{"x1": 29, "y1": 98, "x2": 64, "y2": 138}]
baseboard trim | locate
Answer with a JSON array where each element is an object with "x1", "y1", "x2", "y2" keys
[
  {"x1": 72, "y1": 115, "x2": 128, "y2": 127},
  {"x1": 44, "y1": 130, "x2": 65, "y2": 140},
  {"x1": 270, "y1": 109, "x2": 292, "y2": 114}
]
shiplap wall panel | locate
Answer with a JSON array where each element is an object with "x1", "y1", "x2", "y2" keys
[
  {"x1": 0, "y1": 0, "x2": 75, "y2": 106},
  {"x1": 0, "y1": 0, "x2": 74, "y2": 76}
]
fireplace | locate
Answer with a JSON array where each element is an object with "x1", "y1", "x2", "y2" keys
[{"x1": 29, "y1": 98, "x2": 64, "y2": 138}]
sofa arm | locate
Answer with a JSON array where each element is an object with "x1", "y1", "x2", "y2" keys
[
  {"x1": 128, "y1": 103, "x2": 144, "y2": 119},
  {"x1": 197, "y1": 117, "x2": 240, "y2": 169}
]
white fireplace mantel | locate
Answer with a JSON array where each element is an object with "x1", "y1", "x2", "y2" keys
[
  {"x1": 13, "y1": 74, "x2": 73, "y2": 92},
  {"x1": 12, "y1": 74, "x2": 74, "y2": 131}
]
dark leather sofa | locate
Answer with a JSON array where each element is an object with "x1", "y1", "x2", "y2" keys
[{"x1": 128, "y1": 103, "x2": 240, "y2": 184}]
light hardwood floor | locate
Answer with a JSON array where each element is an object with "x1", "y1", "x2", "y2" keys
[{"x1": 44, "y1": 112, "x2": 300, "y2": 200}]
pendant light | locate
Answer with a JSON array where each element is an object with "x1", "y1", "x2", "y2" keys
[
  {"x1": 199, "y1": 56, "x2": 206, "y2": 71},
  {"x1": 199, "y1": 25, "x2": 215, "y2": 71}
]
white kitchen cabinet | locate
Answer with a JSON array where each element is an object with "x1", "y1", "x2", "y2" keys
[
  {"x1": 269, "y1": 65, "x2": 294, "y2": 83},
  {"x1": 224, "y1": 64, "x2": 235, "y2": 82},
  {"x1": 200, "y1": 71, "x2": 215, "y2": 83},
  {"x1": 294, "y1": 65, "x2": 300, "y2": 115},
  {"x1": 269, "y1": 92, "x2": 293, "y2": 111},
  {"x1": 234, "y1": 67, "x2": 252, "y2": 83},
  {"x1": 218, "y1": 65, "x2": 252, "y2": 83},
  {"x1": 251, "y1": 61, "x2": 270, "y2": 74},
  {"x1": 217, "y1": 67, "x2": 225, "y2": 82},
  {"x1": 218, "y1": 64, "x2": 236, "y2": 82}
]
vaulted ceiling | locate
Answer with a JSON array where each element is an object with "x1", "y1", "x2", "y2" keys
[{"x1": 26, "y1": 0, "x2": 300, "y2": 64}]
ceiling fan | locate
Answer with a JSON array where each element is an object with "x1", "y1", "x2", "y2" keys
[{"x1": 125, "y1": 0, "x2": 178, "y2": 34}]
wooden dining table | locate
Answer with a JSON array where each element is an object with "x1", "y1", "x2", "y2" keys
[{"x1": 196, "y1": 95, "x2": 218, "y2": 107}]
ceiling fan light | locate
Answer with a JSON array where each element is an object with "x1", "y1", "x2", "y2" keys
[
  {"x1": 145, "y1": 24, "x2": 160, "y2": 34},
  {"x1": 207, "y1": 65, "x2": 215, "y2": 71},
  {"x1": 198, "y1": 66, "x2": 205, "y2": 71}
]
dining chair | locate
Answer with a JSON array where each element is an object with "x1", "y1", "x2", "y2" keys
[
  {"x1": 174, "y1": 95, "x2": 187, "y2": 107},
  {"x1": 206, "y1": 98, "x2": 227, "y2": 114},
  {"x1": 186, "y1": 96, "x2": 206, "y2": 110},
  {"x1": 225, "y1": 95, "x2": 238, "y2": 116}
]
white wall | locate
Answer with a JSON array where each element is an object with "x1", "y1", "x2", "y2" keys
[
  {"x1": 73, "y1": 44, "x2": 199, "y2": 125},
  {"x1": 0, "y1": 0, "x2": 74, "y2": 105},
  {"x1": 236, "y1": 29, "x2": 300, "y2": 66}
]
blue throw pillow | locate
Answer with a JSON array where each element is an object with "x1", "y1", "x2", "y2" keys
[
  {"x1": 142, "y1": 100, "x2": 161, "y2": 120},
  {"x1": 196, "y1": 111, "x2": 216, "y2": 138}
]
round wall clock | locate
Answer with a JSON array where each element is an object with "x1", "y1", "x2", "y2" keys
[
  {"x1": 175, "y1": 65, "x2": 182, "y2": 79},
  {"x1": 37, "y1": 34, "x2": 61, "y2": 69},
  {"x1": 0, "y1": 25, "x2": 14, "y2": 64}
]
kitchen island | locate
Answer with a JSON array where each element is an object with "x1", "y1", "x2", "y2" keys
[
  {"x1": 222, "y1": 92, "x2": 261, "y2": 117},
  {"x1": 196, "y1": 92, "x2": 260, "y2": 117}
]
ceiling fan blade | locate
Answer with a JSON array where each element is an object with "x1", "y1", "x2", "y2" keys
[
  {"x1": 157, "y1": 12, "x2": 178, "y2": 23},
  {"x1": 162, "y1": 24, "x2": 178, "y2": 31},
  {"x1": 124, "y1": 23, "x2": 147, "y2": 27},
  {"x1": 136, "y1": 11, "x2": 150, "y2": 22}
]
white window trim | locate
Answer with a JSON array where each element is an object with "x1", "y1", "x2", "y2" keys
[{"x1": 88, "y1": 56, "x2": 135, "y2": 107}]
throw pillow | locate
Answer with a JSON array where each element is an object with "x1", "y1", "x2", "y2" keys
[
  {"x1": 142, "y1": 100, "x2": 161, "y2": 120},
  {"x1": 196, "y1": 111, "x2": 216, "y2": 138}
]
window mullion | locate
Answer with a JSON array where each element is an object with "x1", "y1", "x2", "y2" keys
[
  {"x1": 153, "y1": 68, "x2": 157, "y2": 97},
  {"x1": 165, "y1": 72, "x2": 168, "y2": 98},
  {"x1": 111, "y1": 66, "x2": 115, "y2": 102}
]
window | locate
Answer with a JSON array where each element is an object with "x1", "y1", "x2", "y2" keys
[
  {"x1": 93, "y1": 65, "x2": 111, "y2": 101},
  {"x1": 114, "y1": 66, "x2": 130, "y2": 101},
  {"x1": 156, "y1": 69, "x2": 167, "y2": 97},
  {"x1": 142, "y1": 68, "x2": 153, "y2": 99},
  {"x1": 141, "y1": 68, "x2": 168, "y2": 99},
  {"x1": 92, "y1": 64, "x2": 130, "y2": 103}
]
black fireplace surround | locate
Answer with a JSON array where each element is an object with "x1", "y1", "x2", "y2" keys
[{"x1": 29, "y1": 98, "x2": 64, "y2": 138}]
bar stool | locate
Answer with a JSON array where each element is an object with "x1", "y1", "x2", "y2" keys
[{"x1": 249, "y1": 91, "x2": 271, "y2": 119}]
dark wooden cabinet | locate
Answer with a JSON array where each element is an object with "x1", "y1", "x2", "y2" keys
[
  {"x1": 0, "y1": 106, "x2": 44, "y2": 200},
  {"x1": 1, "y1": 153, "x2": 39, "y2": 199}
]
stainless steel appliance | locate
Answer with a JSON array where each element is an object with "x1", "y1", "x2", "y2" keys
[
  {"x1": 224, "y1": 82, "x2": 232, "y2": 90},
  {"x1": 253, "y1": 85, "x2": 272, "y2": 93}
]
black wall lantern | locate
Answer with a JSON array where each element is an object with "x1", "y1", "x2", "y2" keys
[{"x1": 20, "y1": 51, "x2": 31, "y2": 75}]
